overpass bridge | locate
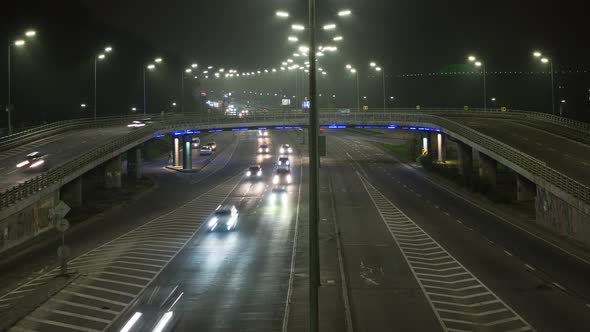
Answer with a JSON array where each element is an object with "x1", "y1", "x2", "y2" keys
[{"x1": 0, "y1": 109, "x2": 589, "y2": 254}]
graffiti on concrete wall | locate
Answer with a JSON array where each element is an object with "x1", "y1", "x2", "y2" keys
[{"x1": 535, "y1": 186, "x2": 575, "y2": 238}]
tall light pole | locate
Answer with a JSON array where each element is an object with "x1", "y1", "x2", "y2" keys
[
  {"x1": 346, "y1": 65, "x2": 360, "y2": 111},
  {"x1": 467, "y1": 55, "x2": 487, "y2": 111},
  {"x1": 94, "y1": 46, "x2": 113, "y2": 119},
  {"x1": 143, "y1": 57, "x2": 162, "y2": 115},
  {"x1": 181, "y1": 63, "x2": 198, "y2": 113},
  {"x1": 370, "y1": 61, "x2": 386, "y2": 110},
  {"x1": 307, "y1": 0, "x2": 320, "y2": 330},
  {"x1": 6, "y1": 29, "x2": 36, "y2": 134},
  {"x1": 533, "y1": 51, "x2": 555, "y2": 116}
]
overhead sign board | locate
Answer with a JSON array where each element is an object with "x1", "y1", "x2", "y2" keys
[
  {"x1": 302, "y1": 101, "x2": 310, "y2": 109},
  {"x1": 282, "y1": 99, "x2": 291, "y2": 106}
]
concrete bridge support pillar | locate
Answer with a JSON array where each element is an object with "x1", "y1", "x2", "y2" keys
[
  {"x1": 516, "y1": 174, "x2": 536, "y2": 202},
  {"x1": 182, "y1": 135, "x2": 193, "y2": 170},
  {"x1": 104, "y1": 155, "x2": 122, "y2": 189},
  {"x1": 478, "y1": 152, "x2": 497, "y2": 190},
  {"x1": 127, "y1": 147, "x2": 142, "y2": 180},
  {"x1": 60, "y1": 177, "x2": 82, "y2": 208},
  {"x1": 457, "y1": 142, "x2": 473, "y2": 181},
  {"x1": 172, "y1": 136, "x2": 181, "y2": 167},
  {"x1": 436, "y1": 132, "x2": 446, "y2": 163},
  {"x1": 421, "y1": 132, "x2": 431, "y2": 156}
]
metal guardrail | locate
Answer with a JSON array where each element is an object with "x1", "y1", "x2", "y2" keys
[{"x1": 1, "y1": 111, "x2": 589, "y2": 212}]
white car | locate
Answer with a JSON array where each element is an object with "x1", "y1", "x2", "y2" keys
[
  {"x1": 200, "y1": 146, "x2": 212, "y2": 156},
  {"x1": 277, "y1": 157, "x2": 290, "y2": 168},
  {"x1": 115, "y1": 285, "x2": 183, "y2": 332},
  {"x1": 273, "y1": 168, "x2": 292, "y2": 185},
  {"x1": 279, "y1": 144, "x2": 293, "y2": 154},
  {"x1": 16, "y1": 152, "x2": 48, "y2": 170},
  {"x1": 246, "y1": 165, "x2": 263, "y2": 178},
  {"x1": 207, "y1": 205, "x2": 239, "y2": 231},
  {"x1": 258, "y1": 144, "x2": 270, "y2": 154},
  {"x1": 269, "y1": 186, "x2": 288, "y2": 204},
  {"x1": 127, "y1": 118, "x2": 152, "y2": 128}
]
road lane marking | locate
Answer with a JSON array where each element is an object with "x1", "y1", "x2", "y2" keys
[
  {"x1": 504, "y1": 250, "x2": 513, "y2": 256},
  {"x1": 524, "y1": 264, "x2": 535, "y2": 271},
  {"x1": 357, "y1": 174, "x2": 534, "y2": 331}
]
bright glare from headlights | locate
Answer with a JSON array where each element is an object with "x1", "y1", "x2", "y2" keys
[
  {"x1": 152, "y1": 311, "x2": 173, "y2": 332},
  {"x1": 208, "y1": 217, "x2": 218, "y2": 227},
  {"x1": 287, "y1": 175, "x2": 292, "y2": 183},
  {"x1": 280, "y1": 148, "x2": 285, "y2": 153},
  {"x1": 30, "y1": 160, "x2": 45, "y2": 168},
  {"x1": 288, "y1": 148, "x2": 293, "y2": 153},
  {"x1": 246, "y1": 171, "x2": 251, "y2": 176},
  {"x1": 120, "y1": 312, "x2": 142, "y2": 332},
  {"x1": 273, "y1": 176, "x2": 279, "y2": 184},
  {"x1": 257, "y1": 171, "x2": 262, "y2": 176},
  {"x1": 16, "y1": 160, "x2": 29, "y2": 168}
]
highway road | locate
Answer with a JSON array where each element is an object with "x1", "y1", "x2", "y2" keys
[
  {"x1": 324, "y1": 130, "x2": 590, "y2": 331},
  {"x1": 1, "y1": 127, "x2": 590, "y2": 331},
  {"x1": 0, "y1": 126, "x2": 136, "y2": 193}
]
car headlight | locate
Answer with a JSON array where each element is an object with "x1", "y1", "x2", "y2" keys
[
  {"x1": 16, "y1": 160, "x2": 29, "y2": 168},
  {"x1": 257, "y1": 171, "x2": 262, "y2": 176},
  {"x1": 246, "y1": 171, "x2": 251, "y2": 176},
  {"x1": 265, "y1": 148, "x2": 269, "y2": 152},
  {"x1": 288, "y1": 148, "x2": 292, "y2": 153},
  {"x1": 208, "y1": 217, "x2": 218, "y2": 227},
  {"x1": 282, "y1": 193, "x2": 288, "y2": 203},
  {"x1": 287, "y1": 175, "x2": 292, "y2": 183},
  {"x1": 278, "y1": 161, "x2": 282, "y2": 165},
  {"x1": 286, "y1": 160, "x2": 290, "y2": 165},
  {"x1": 269, "y1": 194, "x2": 276, "y2": 203},
  {"x1": 280, "y1": 148, "x2": 285, "y2": 153},
  {"x1": 30, "y1": 160, "x2": 45, "y2": 168},
  {"x1": 273, "y1": 175, "x2": 279, "y2": 184},
  {"x1": 258, "y1": 148, "x2": 262, "y2": 153}
]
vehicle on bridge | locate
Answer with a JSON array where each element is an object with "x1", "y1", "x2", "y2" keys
[
  {"x1": 258, "y1": 144, "x2": 270, "y2": 154},
  {"x1": 279, "y1": 144, "x2": 292, "y2": 154},
  {"x1": 273, "y1": 168, "x2": 292, "y2": 185},
  {"x1": 207, "y1": 205, "x2": 239, "y2": 231},
  {"x1": 269, "y1": 186, "x2": 288, "y2": 204},
  {"x1": 200, "y1": 145, "x2": 212, "y2": 156},
  {"x1": 246, "y1": 165, "x2": 263, "y2": 179},
  {"x1": 16, "y1": 152, "x2": 48, "y2": 170},
  {"x1": 258, "y1": 129, "x2": 269, "y2": 137},
  {"x1": 127, "y1": 118, "x2": 153, "y2": 128},
  {"x1": 115, "y1": 284, "x2": 183, "y2": 332}
]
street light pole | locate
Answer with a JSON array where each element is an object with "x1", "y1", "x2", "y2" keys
[
  {"x1": 382, "y1": 68, "x2": 386, "y2": 110},
  {"x1": 143, "y1": 68, "x2": 147, "y2": 115},
  {"x1": 94, "y1": 58, "x2": 97, "y2": 119},
  {"x1": 7, "y1": 44, "x2": 12, "y2": 133},
  {"x1": 181, "y1": 72, "x2": 184, "y2": 113},
  {"x1": 550, "y1": 60, "x2": 555, "y2": 116},
  {"x1": 307, "y1": 0, "x2": 320, "y2": 331},
  {"x1": 356, "y1": 72, "x2": 360, "y2": 111},
  {"x1": 482, "y1": 64, "x2": 487, "y2": 111}
]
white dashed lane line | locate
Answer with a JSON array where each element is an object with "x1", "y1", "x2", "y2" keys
[{"x1": 358, "y1": 173, "x2": 534, "y2": 332}]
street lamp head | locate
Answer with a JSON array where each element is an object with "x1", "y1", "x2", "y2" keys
[
  {"x1": 533, "y1": 51, "x2": 542, "y2": 58},
  {"x1": 338, "y1": 9, "x2": 352, "y2": 17},
  {"x1": 207, "y1": 65, "x2": 213, "y2": 69},
  {"x1": 292, "y1": 24, "x2": 305, "y2": 31},
  {"x1": 80, "y1": 103, "x2": 87, "y2": 108},
  {"x1": 376, "y1": 67, "x2": 382, "y2": 71},
  {"x1": 288, "y1": 36, "x2": 298, "y2": 42},
  {"x1": 541, "y1": 57, "x2": 549, "y2": 64},
  {"x1": 191, "y1": 63, "x2": 198, "y2": 68},
  {"x1": 474, "y1": 61, "x2": 482, "y2": 67},
  {"x1": 154, "y1": 57, "x2": 163, "y2": 63},
  {"x1": 147, "y1": 64, "x2": 156, "y2": 70},
  {"x1": 14, "y1": 39, "x2": 25, "y2": 46},
  {"x1": 333, "y1": 36, "x2": 343, "y2": 41},
  {"x1": 131, "y1": 107, "x2": 137, "y2": 111},
  {"x1": 104, "y1": 46, "x2": 113, "y2": 52},
  {"x1": 323, "y1": 23, "x2": 336, "y2": 30},
  {"x1": 98, "y1": 54, "x2": 106, "y2": 60},
  {"x1": 185, "y1": 68, "x2": 192, "y2": 73},
  {"x1": 350, "y1": 68, "x2": 357, "y2": 73},
  {"x1": 345, "y1": 64, "x2": 352, "y2": 69},
  {"x1": 172, "y1": 102, "x2": 177, "y2": 106},
  {"x1": 468, "y1": 55, "x2": 476, "y2": 62},
  {"x1": 370, "y1": 62, "x2": 377, "y2": 67},
  {"x1": 25, "y1": 30, "x2": 36, "y2": 37},
  {"x1": 299, "y1": 45, "x2": 310, "y2": 52},
  {"x1": 276, "y1": 11, "x2": 289, "y2": 18}
]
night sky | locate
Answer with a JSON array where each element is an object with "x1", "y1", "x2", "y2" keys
[{"x1": 1, "y1": 0, "x2": 588, "y2": 127}]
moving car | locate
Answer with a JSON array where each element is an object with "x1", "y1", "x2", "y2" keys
[
  {"x1": 207, "y1": 205, "x2": 239, "y2": 231},
  {"x1": 246, "y1": 165, "x2": 263, "y2": 178},
  {"x1": 279, "y1": 144, "x2": 292, "y2": 154},
  {"x1": 191, "y1": 137, "x2": 201, "y2": 149},
  {"x1": 127, "y1": 118, "x2": 153, "y2": 128},
  {"x1": 16, "y1": 152, "x2": 48, "y2": 170},
  {"x1": 206, "y1": 141, "x2": 217, "y2": 151},
  {"x1": 277, "y1": 157, "x2": 290, "y2": 168},
  {"x1": 273, "y1": 168, "x2": 292, "y2": 185},
  {"x1": 200, "y1": 145, "x2": 212, "y2": 156},
  {"x1": 114, "y1": 284, "x2": 183, "y2": 332},
  {"x1": 269, "y1": 186, "x2": 288, "y2": 204},
  {"x1": 258, "y1": 129, "x2": 269, "y2": 137},
  {"x1": 258, "y1": 144, "x2": 270, "y2": 154}
]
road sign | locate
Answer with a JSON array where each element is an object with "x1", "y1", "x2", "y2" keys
[
  {"x1": 55, "y1": 218, "x2": 70, "y2": 232},
  {"x1": 302, "y1": 101, "x2": 310, "y2": 109},
  {"x1": 363, "y1": 106, "x2": 369, "y2": 110},
  {"x1": 282, "y1": 99, "x2": 291, "y2": 106},
  {"x1": 50, "y1": 201, "x2": 71, "y2": 220},
  {"x1": 57, "y1": 245, "x2": 70, "y2": 259}
]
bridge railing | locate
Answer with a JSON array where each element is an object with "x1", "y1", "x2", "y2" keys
[{"x1": 1, "y1": 111, "x2": 589, "y2": 212}]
